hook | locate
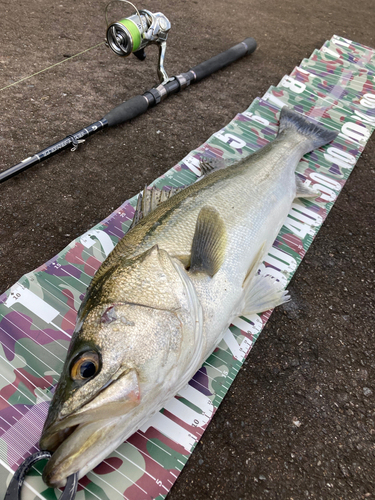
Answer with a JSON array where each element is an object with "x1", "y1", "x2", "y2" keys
[{"x1": 4, "y1": 451, "x2": 78, "y2": 500}]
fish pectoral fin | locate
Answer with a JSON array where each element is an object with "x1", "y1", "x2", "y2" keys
[
  {"x1": 130, "y1": 185, "x2": 185, "y2": 230},
  {"x1": 242, "y1": 273, "x2": 290, "y2": 315},
  {"x1": 295, "y1": 176, "x2": 321, "y2": 199},
  {"x1": 173, "y1": 254, "x2": 191, "y2": 268},
  {"x1": 189, "y1": 206, "x2": 227, "y2": 277}
]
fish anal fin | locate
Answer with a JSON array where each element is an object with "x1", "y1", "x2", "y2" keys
[
  {"x1": 130, "y1": 185, "x2": 184, "y2": 230},
  {"x1": 242, "y1": 273, "x2": 290, "y2": 315},
  {"x1": 190, "y1": 206, "x2": 227, "y2": 277},
  {"x1": 295, "y1": 176, "x2": 321, "y2": 199}
]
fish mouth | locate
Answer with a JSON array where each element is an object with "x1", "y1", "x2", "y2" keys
[
  {"x1": 41, "y1": 423, "x2": 80, "y2": 454},
  {"x1": 40, "y1": 369, "x2": 140, "y2": 488},
  {"x1": 41, "y1": 418, "x2": 122, "y2": 487}
]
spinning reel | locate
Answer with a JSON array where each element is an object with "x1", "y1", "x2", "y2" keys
[{"x1": 105, "y1": 0, "x2": 172, "y2": 84}]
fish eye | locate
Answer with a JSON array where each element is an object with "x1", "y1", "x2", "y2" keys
[{"x1": 70, "y1": 351, "x2": 100, "y2": 381}]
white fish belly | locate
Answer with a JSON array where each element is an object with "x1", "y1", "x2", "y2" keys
[{"x1": 190, "y1": 152, "x2": 300, "y2": 359}]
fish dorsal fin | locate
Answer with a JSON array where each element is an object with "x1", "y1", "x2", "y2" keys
[
  {"x1": 199, "y1": 157, "x2": 235, "y2": 176},
  {"x1": 190, "y1": 206, "x2": 227, "y2": 277},
  {"x1": 295, "y1": 176, "x2": 321, "y2": 199},
  {"x1": 130, "y1": 185, "x2": 184, "y2": 230}
]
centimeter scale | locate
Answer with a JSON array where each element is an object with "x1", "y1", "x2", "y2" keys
[{"x1": 0, "y1": 35, "x2": 375, "y2": 499}]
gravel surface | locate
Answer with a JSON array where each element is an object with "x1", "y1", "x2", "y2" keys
[{"x1": 1, "y1": 0, "x2": 374, "y2": 498}]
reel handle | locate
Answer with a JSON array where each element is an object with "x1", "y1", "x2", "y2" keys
[{"x1": 190, "y1": 37, "x2": 257, "y2": 82}]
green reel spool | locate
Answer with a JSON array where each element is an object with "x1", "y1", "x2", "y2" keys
[{"x1": 105, "y1": 1, "x2": 172, "y2": 83}]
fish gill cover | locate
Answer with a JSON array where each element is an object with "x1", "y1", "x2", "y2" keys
[{"x1": 0, "y1": 35, "x2": 374, "y2": 498}]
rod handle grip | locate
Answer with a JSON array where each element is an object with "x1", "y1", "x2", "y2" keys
[
  {"x1": 104, "y1": 95, "x2": 149, "y2": 127},
  {"x1": 190, "y1": 37, "x2": 257, "y2": 83}
]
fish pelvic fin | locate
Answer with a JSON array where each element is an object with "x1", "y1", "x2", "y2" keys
[
  {"x1": 242, "y1": 241, "x2": 266, "y2": 289},
  {"x1": 278, "y1": 106, "x2": 338, "y2": 154},
  {"x1": 295, "y1": 175, "x2": 321, "y2": 199},
  {"x1": 242, "y1": 273, "x2": 290, "y2": 315},
  {"x1": 241, "y1": 242, "x2": 290, "y2": 315},
  {"x1": 130, "y1": 185, "x2": 185, "y2": 230},
  {"x1": 189, "y1": 206, "x2": 227, "y2": 277}
]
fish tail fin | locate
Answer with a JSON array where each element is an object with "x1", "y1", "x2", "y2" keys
[{"x1": 278, "y1": 106, "x2": 337, "y2": 154}]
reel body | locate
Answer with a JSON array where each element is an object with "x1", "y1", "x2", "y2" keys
[{"x1": 105, "y1": 2, "x2": 172, "y2": 83}]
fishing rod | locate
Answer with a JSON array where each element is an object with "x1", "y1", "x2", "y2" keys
[{"x1": 0, "y1": 1, "x2": 256, "y2": 184}]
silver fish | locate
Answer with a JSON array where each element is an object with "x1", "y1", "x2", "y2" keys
[{"x1": 39, "y1": 107, "x2": 337, "y2": 487}]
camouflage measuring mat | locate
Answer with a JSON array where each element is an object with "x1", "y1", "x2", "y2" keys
[{"x1": 1, "y1": 35, "x2": 374, "y2": 499}]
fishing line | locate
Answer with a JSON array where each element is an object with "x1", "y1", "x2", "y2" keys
[{"x1": 0, "y1": 41, "x2": 105, "y2": 92}]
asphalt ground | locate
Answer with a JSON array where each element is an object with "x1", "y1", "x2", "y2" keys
[{"x1": 0, "y1": 0, "x2": 374, "y2": 498}]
